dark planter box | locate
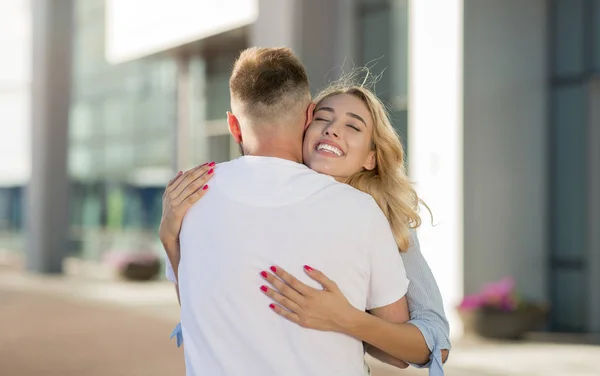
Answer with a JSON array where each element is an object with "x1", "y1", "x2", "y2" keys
[
  {"x1": 460, "y1": 305, "x2": 548, "y2": 340},
  {"x1": 119, "y1": 259, "x2": 161, "y2": 281}
]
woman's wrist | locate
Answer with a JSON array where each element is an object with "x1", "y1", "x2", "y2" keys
[{"x1": 335, "y1": 307, "x2": 371, "y2": 337}]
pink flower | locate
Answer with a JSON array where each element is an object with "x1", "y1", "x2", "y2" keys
[
  {"x1": 481, "y1": 277, "x2": 515, "y2": 299},
  {"x1": 459, "y1": 294, "x2": 483, "y2": 311},
  {"x1": 459, "y1": 277, "x2": 521, "y2": 312}
]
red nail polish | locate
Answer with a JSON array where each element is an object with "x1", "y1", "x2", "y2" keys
[
  {"x1": 208, "y1": 168, "x2": 214, "y2": 174},
  {"x1": 203, "y1": 185, "x2": 209, "y2": 190},
  {"x1": 304, "y1": 265, "x2": 313, "y2": 272},
  {"x1": 260, "y1": 271, "x2": 268, "y2": 278},
  {"x1": 260, "y1": 285, "x2": 268, "y2": 293},
  {"x1": 270, "y1": 266, "x2": 277, "y2": 273},
  {"x1": 269, "y1": 304, "x2": 276, "y2": 310},
  {"x1": 178, "y1": 170, "x2": 183, "y2": 175},
  {"x1": 209, "y1": 162, "x2": 216, "y2": 167}
]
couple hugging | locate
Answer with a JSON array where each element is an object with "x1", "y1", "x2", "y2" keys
[{"x1": 160, "y1": 47, "x2": 450, "y2": 376}]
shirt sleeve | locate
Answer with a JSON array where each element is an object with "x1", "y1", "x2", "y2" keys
[
  {"x1": 402, "y1": 230, "x2": 451, "y2": 369},
  {"x1": 365, "y1": 200, "x2": 410, "y2": 310},
  {"x1": 164, "y1": 256, "x2": 178, "y2": 284}
]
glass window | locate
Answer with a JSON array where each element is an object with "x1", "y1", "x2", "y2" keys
[
  {"x1": 81, "y1": 186, "x2": 102, "y2": 227},
  {"x1": 552, "y1": 0, "x2": 585, "y2": 76},
  {"x1": 551, "y1": 85, "x2": 588, "y2": 261},
  {"x1": 207, "y1": 135, "x2": 232, "y2": 163},
  {"x1": 69, "y1": 145, "x2": 94, "y2": 179},
  {"x1": 552, "y1": 269, "x2": 587, "y2": 331},
  {"x1": 358, "y1": 0, "x2": 409, "y2": 154},
  {"x1": 205, "y1": 72, "x2": 231, "y2": 120},
  {"x1": 594, "y1": 0, "x2": 600, "y2": 71},
  {"x1": 69, "y1": 0, "x2": 177, "y2": 260},
  {"x1": 70, "y1": 103, "x2": 94, "y2": 141},
  {"x1": 105, "y1": 142, "x2": 134, "y2": 174},
  {"x1": 359, "y1": 4, "x2": 392, "y2": 99},
  {"x1": 206, "y1": 52, "x2": 238, "y2": 120},
  {"x1": 136, "y1": 138, "x2": 171, "y2": 167},
  {"x1": 391, "y1": 0, "x2": 409, "y2": 104}
]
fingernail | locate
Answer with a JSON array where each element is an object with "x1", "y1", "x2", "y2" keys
[
  {"x1": 177, "y1": 171, "x2": 183, "y2": 175},
  {"x1": 203, "y1": 185, "x2": 209, "y2": 191},
  {"x1": 260, "y1": 271, "x2": 268, "y2": 278},
  {"x1": 260, "y1": 285, "x2": 268, "y2": 293},
  {"x1": 269, "y1": 304, "x2": 276, "y2": 310},
  {"x1": 270, "y1": 266, "x2": 277, "y2": 273},
  {"x1": 304, "y1": 265, "x2": 313, "y2": 272},
  {"x1": 209, "y1": 162, "x2": 216, "y2": 167},
  {"x1": 208, "y1": 168, "x2": 214, "y2": 174}
]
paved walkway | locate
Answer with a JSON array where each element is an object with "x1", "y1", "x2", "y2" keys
[{"x1": 1, "y1": 266, "x2": 600, "y2": 376}]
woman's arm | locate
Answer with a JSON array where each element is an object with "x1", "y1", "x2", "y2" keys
[
  {"x1": 261, "y1": 266, "x2": 431, "y2": 366},
  {"x1": 401, "y1": 231, "x2": 451, "y2": 367},
  {"x1": 159, "y1": 162, "x2": 215, "y2": 284},
  {"x1": 343, "y1": 302, "x2": 431, "y2": 365},
  {"x1": 344, "y1": 231, "x2": 451, "y2": 367}
]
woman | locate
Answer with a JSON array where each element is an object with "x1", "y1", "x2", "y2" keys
[{"x1": 161, "y1": 79, "x2": 450, "y2": 375}]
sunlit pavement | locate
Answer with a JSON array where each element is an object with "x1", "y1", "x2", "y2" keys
[{"x1": 1, "y1": 265, "x2": 599, "y2": 376}]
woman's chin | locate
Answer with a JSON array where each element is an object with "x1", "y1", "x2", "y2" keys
[{"x1": 306, "y1": 162, "x2": 349, "y2": 182}]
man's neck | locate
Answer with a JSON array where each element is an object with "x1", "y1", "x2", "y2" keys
[{"x1": 243, "y1": 142, "x2": 303, "y2": 164}]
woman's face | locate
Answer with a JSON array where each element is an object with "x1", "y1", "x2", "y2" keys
[{"x1": 303, "y1": 93, "x2": 376, "y2": 181}]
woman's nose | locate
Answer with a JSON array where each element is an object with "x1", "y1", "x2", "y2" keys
[{"x1": 323, "y1": 123, "x2": 340, "y2": 138}]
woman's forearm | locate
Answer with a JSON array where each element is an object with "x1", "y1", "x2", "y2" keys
[
  {"x1": 364, "y1": 344, "x2": 409, "y2": 369},
  {"x1": 163, "y1": 239, "x2": 181, "y2": 282},
  {"x1": 342, "y1": 309, "x2": 431, "y2": 365}
]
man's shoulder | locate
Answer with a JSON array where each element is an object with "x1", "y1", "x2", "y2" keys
[
  {"x1": 317, "y1": 178, "x2": 380, "y2": 211},
  {"x1": 214, "y1": 160, "x2": 235, "y2": 170}
]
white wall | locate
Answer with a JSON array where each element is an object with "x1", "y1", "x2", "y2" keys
[
  {"x1": 105, "y1": 0, "x2": 258, "y2": 63},
  {"x1": 0, "y1": 0, "x2": 30, "y2": 187},
  {"x1": 409, "y1": 0, "x2": 464, "y2": 336},
  {"x1": 463, "y1": 0, "x2": 549, "y2": 302}
]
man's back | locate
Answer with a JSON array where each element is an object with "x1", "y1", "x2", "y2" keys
[{"x1": 178, "y1": 156, "x2": 408, "y2": 376}]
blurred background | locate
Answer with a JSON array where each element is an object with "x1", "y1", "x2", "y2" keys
[{"x1": 1, "y1": 0, "x2": 599, "y2": 375}]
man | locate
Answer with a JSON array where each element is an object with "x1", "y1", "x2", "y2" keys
[{"x1": 160, "y1": 47, "x2": 409, "y2": 376}]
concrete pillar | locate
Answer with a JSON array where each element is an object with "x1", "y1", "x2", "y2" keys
[
  {"x1": 26, "y1": 0, "x2": 73, "y2": 273},
  {"x1": 462, "y1": 0, "x2": 548, "y2": 303}
]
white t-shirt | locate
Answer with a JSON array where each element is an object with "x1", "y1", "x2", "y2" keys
[{"x1": 166, "y1": 156, "x2": 408, "y2": 376}]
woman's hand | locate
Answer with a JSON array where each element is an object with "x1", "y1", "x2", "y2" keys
[
  {"x1": 260, "y1": 265, "x2": 360, "y2": 333},
  {"x1": 159, "y1": 162, "x2": 215, "y2": 247}
]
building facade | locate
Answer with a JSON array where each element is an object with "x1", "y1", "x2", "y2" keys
[{"x1": 1, "y1": 0, "x2": 598, "y2": 336}]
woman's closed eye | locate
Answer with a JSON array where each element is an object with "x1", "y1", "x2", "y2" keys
[
  {"x1": 346, "y1": 124, "x2": 361, "y2": 132},
  {"x1": 315, "y1": 117, "x2": 330, "y2": 122}
]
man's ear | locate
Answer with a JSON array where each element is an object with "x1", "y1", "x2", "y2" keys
[
  {"x1": 227, "y1": 111, "x2": 242, "y2": 143},
  {"x1": 363, "y1": 150, "x2": 376, "y2": 171},
  {"x1": 304, "y1": 102, "x2": 316, "y2": 131}
]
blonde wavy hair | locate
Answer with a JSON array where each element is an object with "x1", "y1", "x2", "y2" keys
[{"x1": 313, "y1": 82, "x2": 427, "y2": 252}]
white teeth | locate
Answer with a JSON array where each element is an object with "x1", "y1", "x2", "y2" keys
[{"x1": 316, "y1": 143, "x2": 343, "y2": 156}]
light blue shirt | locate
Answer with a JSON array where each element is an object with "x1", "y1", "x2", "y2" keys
[
  {"x1": 169, "y1": 229, "x2": 450, "y2": 375},
  {"x1": 403, "y1": 230, "x2": 451, "y2": 376}
]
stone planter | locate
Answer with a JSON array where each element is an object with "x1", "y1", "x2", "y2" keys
[
  {"x1": 104, "y1": 250, "x2": 162, "y2": 281},
  {"x1": 119, "y1": 258, "x2": 161, "y2": 281},
  {"x1": 459, "y1": 304, "x2": 548, "y2": 340}
]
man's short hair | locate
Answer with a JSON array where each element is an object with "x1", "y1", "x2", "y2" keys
[{"x1": 229, "y1": 47, "x2": 310, "y2": 120}]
